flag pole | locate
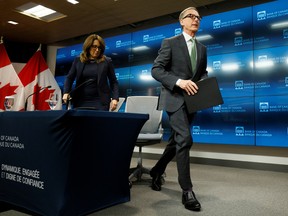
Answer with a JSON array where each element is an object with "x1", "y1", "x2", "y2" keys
[{"x1": 37, "y1": 44, "x2": 42, "y2": 51}]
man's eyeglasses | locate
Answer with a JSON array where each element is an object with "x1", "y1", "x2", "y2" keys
[
  {"x1": 182, "y1": 14, "x2": 202, "y2": 21},
  {"x1": 91, "y1": 45, "x2": 101, "y2": 50}
]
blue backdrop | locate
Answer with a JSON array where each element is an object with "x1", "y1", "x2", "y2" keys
[{"x1": 55, "y1": 0, "x2": 288, "y2": 147}]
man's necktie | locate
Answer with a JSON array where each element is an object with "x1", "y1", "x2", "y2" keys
[{"x1": 190, "y1": 38, "x2": 197, "y2": 74}]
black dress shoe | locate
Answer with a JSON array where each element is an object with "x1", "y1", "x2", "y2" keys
[
  {"x1": 182, "y1": 191, "x2": 201, "y2": 211},
  {"x1": 150, "y1": 172, "x2": 162, "y2": 191}
]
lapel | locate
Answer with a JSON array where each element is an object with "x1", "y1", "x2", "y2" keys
[
  {"x1": 177, "y1": 35, "x2": 192, "y2": 73},
  {"x1": 76, "y1": 60, "x2": 85, "y2": 81},
  {"x1": 195, "y1": 39, "x2": 201, "y2": 74}
]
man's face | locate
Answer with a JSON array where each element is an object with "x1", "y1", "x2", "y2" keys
[{"x1": 180, "y1": 9, "x2": 201, "y2": 34}]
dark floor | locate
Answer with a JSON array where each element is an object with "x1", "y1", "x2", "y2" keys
[{"x1": 1, "y1": 157, "x2": 288, "y2": 216}]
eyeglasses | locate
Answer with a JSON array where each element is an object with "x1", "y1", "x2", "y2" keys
[
  {"x1": 90, "y1": 45, "x2": 102, "y2": 50},
  {"x1": 182, "y1": 14, "x2": 202, "y2": 21}
]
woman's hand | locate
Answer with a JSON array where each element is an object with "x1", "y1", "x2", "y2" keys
[
  {"x1": 110, "y1": 99, "x2": 118, "y2": 111},
  {"x1": 62, "y1": 93, "x2": 69, "y2": 104}
]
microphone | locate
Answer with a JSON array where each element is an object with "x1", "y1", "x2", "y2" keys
[
  {"x1": 66, "y1": 79, "x2": 95, "y2": 110},
  {"x1": 25, "y1": 85, "x2": 51, "y2": 111}
]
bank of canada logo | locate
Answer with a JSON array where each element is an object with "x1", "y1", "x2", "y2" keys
[
  {"x1": 213, "y1": 61, "x2": 221, "y2": 70},
  {"x1": 116, "y1": 40, "x2": 121, "y2": 48},
  {"x1": 128, "y1": 54, "x2": 134, "y2": 62},
  {"x1": 257, "y1": 11, "x2": 266, "y2": 20},
  {"x1": 284, "y1": 29, "x2": 288, "y2": 39},
  {"x1": 71, "y1": 49, "x2": 76, "y2": 56},
  {"x1": 175, "y1": 28, "x2": 182, "y2": 35},
  {"x1": 235, "y1": 80, "x2": 244, "y2": 90},
  {"x1": 126, "y1": 88, "x2": 132, "y2": 96},
  {"x1": 192, "y1": 126, "x2": 200, "y2": 134},
  {"x1": 258, "y1": 55, "x2": 267, "y2": 62},
  {"x1": 156, "y1": 86, "x2": 161, "y2": 95},
  {"x1": 285, "y1": 77, "x2": 288, "y2": 87},
  {"x1": 140, "y1": 70, "x2": 153, "y2": 80},
  {"x1": 213, "y1": 20, "x2": 221, "y2": 29},
  {"x1": 141, "y1": 69, "x2": 149, "y2": 75},
  {"x1": 259, "y1": 102, "x2": 269, "y2": 112},
  {"x1": 143, "y1": 35, "x2": 149, "y2": 42},
  {"x1": 235, "y1": 126, "x2": 244, "y2": 136},
  {"x1": 213, "y1": 105, "x2": 222, "y2": 113},
  {"x1": 234, "y1": 37, "x2": 243, "y2": 46}
]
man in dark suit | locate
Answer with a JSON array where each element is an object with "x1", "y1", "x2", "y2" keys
[{"x1": 150, "y1": 7, "x2": 208, "y2": 211}]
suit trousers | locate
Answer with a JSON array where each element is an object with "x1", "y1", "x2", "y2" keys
[{"x1": 151, "y1": 104, "x2": 195, "y2": 190}]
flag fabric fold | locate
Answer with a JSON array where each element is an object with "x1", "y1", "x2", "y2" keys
[
  {"x1": 18, "y1": 49, "x2": 62, "y2": 111},
  {"x1": 0, "y1": 43, "x2": 25, "y2": 111}
]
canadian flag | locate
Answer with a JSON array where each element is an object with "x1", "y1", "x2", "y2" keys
[
  {"x1": 0, "y1": 41, "x2": 25, "y2": 111},
  {"x1": 18, "y1": 46, "x2": 62, "y2": 111}
]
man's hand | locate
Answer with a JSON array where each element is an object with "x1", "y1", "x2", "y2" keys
[{"x1": 178, "y1": 80, "x2": 198, "y2": 95}]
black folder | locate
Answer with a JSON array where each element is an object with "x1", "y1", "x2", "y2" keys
[{"x1": 184, "y1": 77, "x2": 223, "y2": 113}]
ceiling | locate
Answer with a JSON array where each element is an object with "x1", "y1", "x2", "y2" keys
[{"x1": 0, "y1": 0, "x2": 273, "y2": 46}]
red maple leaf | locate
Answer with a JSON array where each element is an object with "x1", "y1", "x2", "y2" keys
[
  {"x1": 32, "y1": 84, "x2": 55, "y2": 110},
  {"x1": 0, "y1": 83, "x2": 18, "y2": 110}
]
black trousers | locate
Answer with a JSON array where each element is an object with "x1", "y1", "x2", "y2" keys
[{"x1": 151, "y1": 105, "x2": 195, "y2": 190}]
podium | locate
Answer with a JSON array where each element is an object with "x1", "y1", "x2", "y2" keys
[{"x1": 0, "y1": 110, "x2": 148, "y2": 216}]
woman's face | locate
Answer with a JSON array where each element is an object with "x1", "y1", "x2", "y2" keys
[{"x1": 89, "y1": 39, "x2": 101, "y2": 59}]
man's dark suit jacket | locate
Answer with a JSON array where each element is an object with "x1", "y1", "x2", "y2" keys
[
  {"x1": 63, "y1": 56, "x2": 119, "y2": 106},
  {"x1": 152, "y1": 34, "x2": 208, "y2": 113}
]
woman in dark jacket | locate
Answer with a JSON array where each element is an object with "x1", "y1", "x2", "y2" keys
[{"x1": 62, "y1": 34, "x2": 119, "y2": 111}]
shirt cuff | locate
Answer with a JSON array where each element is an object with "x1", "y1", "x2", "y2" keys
[{"x1": 176, "y1": 79, "x2": 182, "y2": 86}]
